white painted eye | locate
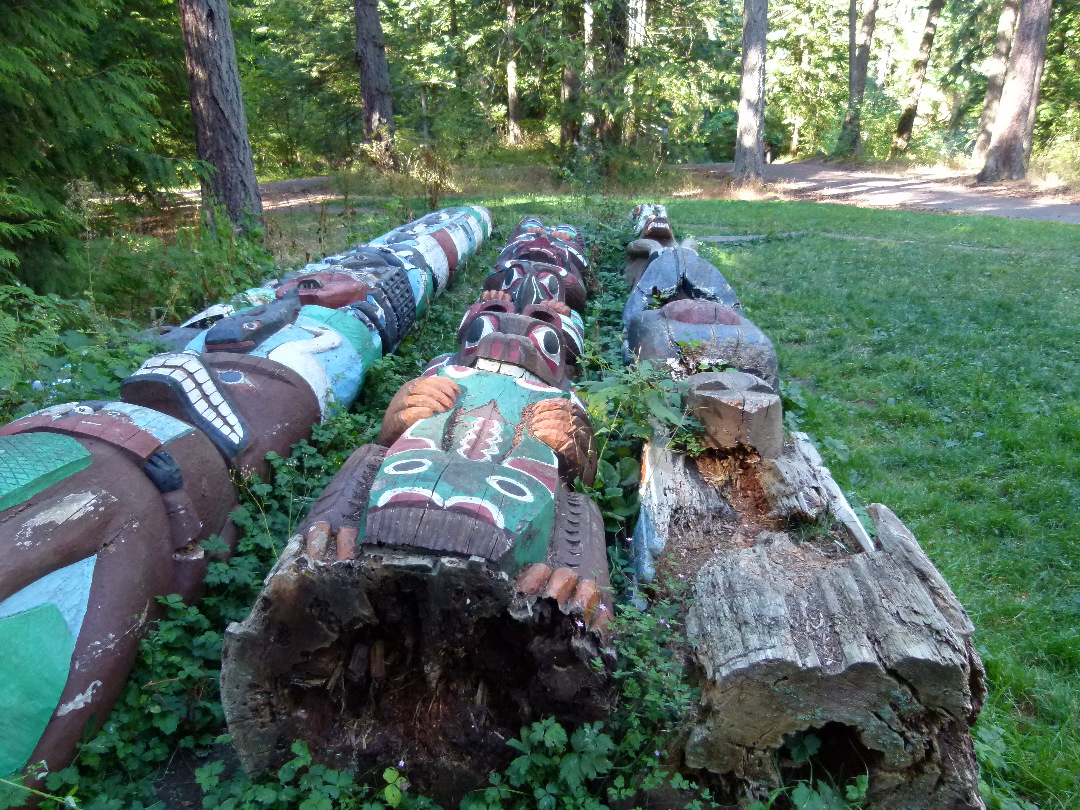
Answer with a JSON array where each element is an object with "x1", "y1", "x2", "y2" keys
[
  {"x1": 464, "y1": 315, "x2": 498, "y2": 348},
  {"x1": 384, "y1": 458, "x2": 433, "y2": 475},
  {"x1": 486, "y1": 475, "x2": 534, "y2": 502},
  {"x1": 530, "y1": 325, "x2": 561, "y2": 362},
  {"x1": 242, "y1": 321, "x2": 261, "y2": 331}
]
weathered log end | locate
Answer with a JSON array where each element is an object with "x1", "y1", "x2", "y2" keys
[
  {"x1": 681, "y1": 504, "x2": 985, "y2": 809},
  {"x1": 221, "y1": 540, "x2": 612, "y2": 802}
]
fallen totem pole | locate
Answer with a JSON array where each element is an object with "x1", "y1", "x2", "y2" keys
[
  {"x1": 0, "y1": 207, "x2": 491, "y2": 791},
  {"x1": 220, "y1": 217, "x2": 613, "y2": 803},
  {"x1": 625, "y1": 205, "x2": 986, "y2": 808}
]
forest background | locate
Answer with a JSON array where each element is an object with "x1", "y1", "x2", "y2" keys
[{"x1": 0, "y1": 1, "x2": 1077, "y2": 809}]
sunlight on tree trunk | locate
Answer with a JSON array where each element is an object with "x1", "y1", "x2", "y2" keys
[
  {"x1": 622, "y1": 0, "x2": 647, "y2": 144},
  {"x1": 580, "y1": 0, "x2": 595, "y2": 141},
  {"x1": 972, "y1": 0, "x2": 1020, "y2": 166},
  {"x1": 354, "y1": 0, "x2": 395, "y2": 149},
  {"x1": 734, "y1": 0, "x2": 768, "y2": 186},
  {"x1": 834, "y1": 0, "x2": 879, "y2": 157},
  {"x1": 977, "y1": 0, "x2": 1051, "y2": 182},
  {"x1": 506, "y1": 0, "x2": 522, "y2": 145},
  {"x1": 178, "y1": 0, "x2": 262, "y2": 231},
  {"x1": 891, "y1": 0, "x2": 944, "y2": 157}
]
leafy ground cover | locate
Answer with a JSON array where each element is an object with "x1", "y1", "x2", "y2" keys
[{"x1": 2, "y1": 192, "x2": 1076, "y2": 809}]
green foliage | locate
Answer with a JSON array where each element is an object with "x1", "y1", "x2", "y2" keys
[
  {"x1": 0, "y1": 0, "x2": 191, "y2": 287},
  {"x1": 0, "y1": 283, "x2": 163, "y2": 424}
]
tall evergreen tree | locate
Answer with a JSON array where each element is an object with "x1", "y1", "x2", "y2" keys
[
  {"x1": 734, "y1": 0, "x2": 768, "y2": 184},
  {"x1": 178, "y1": 0, "x2": 263, "y2": 229},
  {"x1": 972, "y1": 0, "x2": 1020, "y2": 164},
  {"x1": 0, "y1": 0, "x2": 177, "y2": 287},
  {"x1": 977, "y1": 0, "x2": 1052, "y2": 181},
  {"x1": 891, "y1": 0, "x2": 946, "y2": 155},
  {"x1": 354, "y1": 0, "x2": 396, "y2": 147},
  {"x1": 834, "y1": 0, "x2": 880, "y2": 156}
]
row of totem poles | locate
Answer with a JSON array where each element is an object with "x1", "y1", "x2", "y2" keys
[{"x1": 0, "y1": 205, "x2": 985, "y2": 808}]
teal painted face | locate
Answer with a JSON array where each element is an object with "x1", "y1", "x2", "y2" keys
[{"x1": 364, "y1": 397, "x2": 562, "y2": 567}]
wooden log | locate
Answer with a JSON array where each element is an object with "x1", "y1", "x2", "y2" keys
[{"x1": 681, "y1": 501, "x2": 984, "y2": 808}]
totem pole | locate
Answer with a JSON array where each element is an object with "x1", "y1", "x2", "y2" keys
[
  {"x1": 221, "y1": 217, "x2": 612, "y2": 804},
  {"x1": 623, "y1": 205, "x2": 985, "y2": 808},
  {"x1": 0, "y1": 207, "x2": 490, "y2": 793}
]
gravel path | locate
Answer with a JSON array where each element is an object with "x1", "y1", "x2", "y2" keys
[{"x1": 681, "y1": 161, "x2": 1080, "y2": 224}]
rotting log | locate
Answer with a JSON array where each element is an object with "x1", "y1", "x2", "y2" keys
[
  {"x1": 625, "y1": 206, "x2": 984, "y2": 808},
  {"x1": 221, "y1": 217, "x2": 613, "y2": 805}
]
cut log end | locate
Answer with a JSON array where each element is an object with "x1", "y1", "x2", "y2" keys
[{"x1": 221, "y1": 544, "x2": 612, "y2": 804}]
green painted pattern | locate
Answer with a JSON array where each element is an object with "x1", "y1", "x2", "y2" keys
[
  {"x1": 0, "y1": 603, "x2": 75, "y2": 776},
  {"x1": 301, "y1": 305, "x2": 382, "y2": 369},
  {"x1": 0, "y1": 433, "x2": 92, "y2": 512}
]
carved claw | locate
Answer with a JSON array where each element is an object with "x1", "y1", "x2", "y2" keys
[
  {"x1": 378, "y1": 376, "x2": 462, "y2": 446},
  {"x1": 525, "y1": 398, "x2": 598, "y2": 486},
  {"x1": 513, "y1": 564, "x2": 610, "y2": 638},
  {"x1": 481, "y1": 290, "x2": 513, "y2": 302}
]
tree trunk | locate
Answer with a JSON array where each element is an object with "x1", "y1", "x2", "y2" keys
[
  {"x1": 353, "y1": 0, "x2": 395, "y2": 145},
  {"x1": 559, "y1": 0, "x2": 582, "y2": 149},
  {"x1": 580, "y1": 0, "x2": 595, "y2": 140},
  {"x1": 177, "y1": 0, "x2": 263, "y2": 230},
  {"x1": 733, "y1": 0, "x2": 768, "y2": 186},
  {"x1": 977, "y1": 0, "x2": 1052, "y2": 182},
  {"x1": 891, "y1": 0, "x2": 945, "y2": 156},
  {"x1": 620, "y1": 0, "x2": 646, "y2": 143},
  {"x1": 834, "y1": 0, "x2": 879, "y2": 157},
  {"x1": 972, "y1": 0, "x2": 1020, "y2": 165},
  {"x1": 506, "y1": 0, "x2": 522, "y2": 145}
]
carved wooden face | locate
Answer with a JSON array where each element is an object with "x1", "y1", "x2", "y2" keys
[
  {"x1": 498, "y1": 234, "x2": 587, "y2": 278},
  {"x1": 275, "y1": 272, "x2": 372, "y2": 309},
  {"x1": 364, "y1": 368, "x2": 565, "y2": 568},
  {"x1": 455, "y1": 309, "x2": 570, "y2": 388},
  {"x1": 204, "y1": 292, "x2": 301, "y2": 353},
  {"x1": 484, "y1": 260, "x2": 587, "y2": 313}
]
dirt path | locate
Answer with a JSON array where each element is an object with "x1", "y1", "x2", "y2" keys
[{"x1": 682, "y1": 161, "x2": 1080, "y2": 224}]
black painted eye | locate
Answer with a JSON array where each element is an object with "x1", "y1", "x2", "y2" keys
[
  {"x1": 298, "y1": 278, "x2": 322, "y2": 290},
  {"x1": 487, "y1": 475, "x2": 534, "y2": 501},
  {"x1": 464, "y1": 314, "x2": 498, "y2": 347},
  {"x1": 539, "y1": 274, "x2": 559, "y2": 295},
  {"x1": 242, "y1": 321, "x2": 261, "y2": 331},
  {"x1": 530, "y1": 325, "x2": 560, "y2": 361},
  {"x1": 219, "y1": 370, "x2": 246, "y2": 384}
]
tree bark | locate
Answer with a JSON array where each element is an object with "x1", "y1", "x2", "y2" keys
[
  {"x1": 177, "y1": 0, "x2": 263, "y2": 230},
  {"x1": 733, "y1": 0, "x2": 768, "y2": 186},
  {"x1": 353, "y1": 0, "x2": 395, "y2": 145},
  {"x1": 506, "y1": 0, "x2": 522, "y2": 145},
  {"x1": 977, "y1": 0, "x2": 1052, "y2": 182},
  {"x1": 890, "y1": 0, "x2": 945, "y2": 156},
  {"x1": 559, "y1": 0, "x2": 582, "y2": 149},
  {"x1": 834, "y1": 0, "x2": 879, "y2": 157},
  {"x1": 580, "y1": 0, "x2": 595, "y2": 140},
  {"x1": 972, "y1": 0, "x2": 1020, "y2": 165}
]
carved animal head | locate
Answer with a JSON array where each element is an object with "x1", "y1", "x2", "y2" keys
[
  {"x1": 454, "y1": 306, "x2": 573, "y2": 388},
  {"x1": 484, "y1": 259, "x2": 587, "y2": 313},
  {"x1": 204, "y1": 290, "x2": 302, "y2": 353},
  {"x1": 275, "y1": 272, "x2": 372, "y2": 309}
]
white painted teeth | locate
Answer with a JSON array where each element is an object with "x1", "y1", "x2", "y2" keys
[
  {"x1": 130, "y1": 354, "x2": 245, "y2": 447},
  {"x1": 474, "y1": 359, "x2": 544, "y2": 384}
]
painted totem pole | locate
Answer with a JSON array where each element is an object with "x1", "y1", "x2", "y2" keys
[
  {"x1": 623, "y1": 206, "x2": 985, "y2": 808},
  {"x1": 0, "y1": 207, "x2": 490, "y2": 791},
  {"x1": 221, "y1": 217, "x2": 612, "y2": 804}
]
